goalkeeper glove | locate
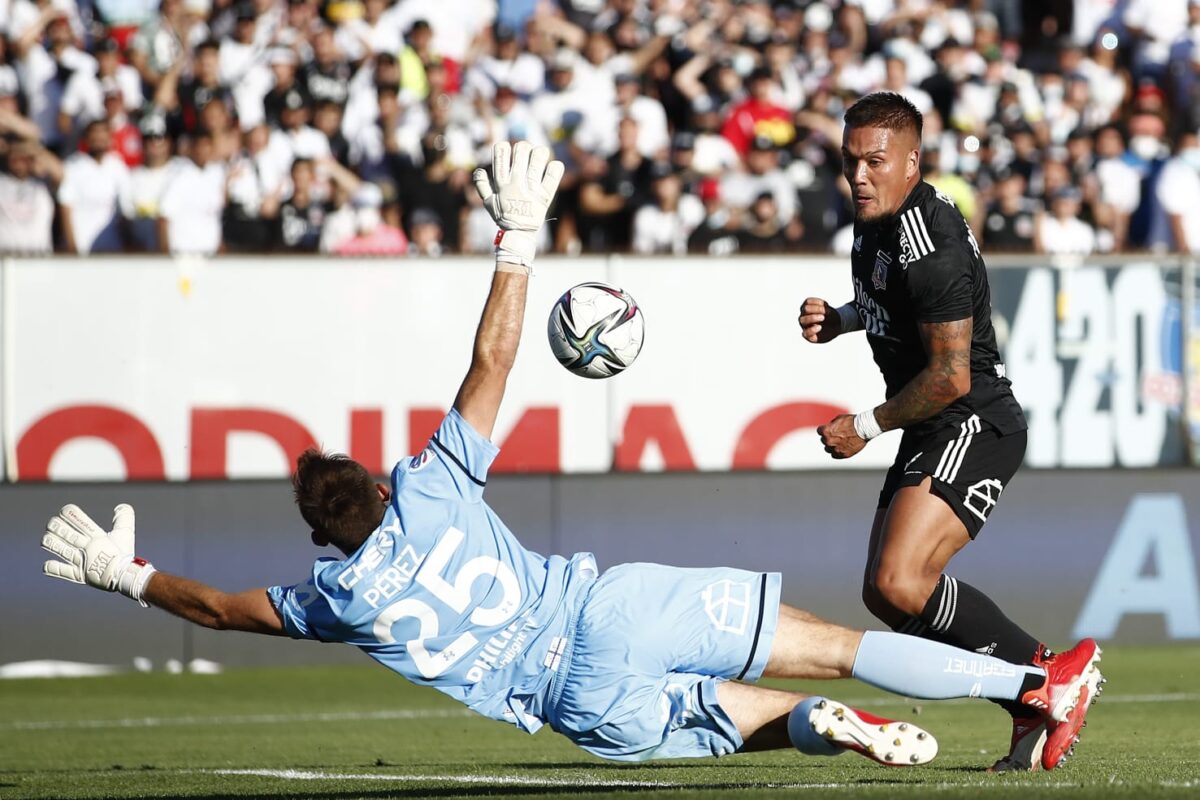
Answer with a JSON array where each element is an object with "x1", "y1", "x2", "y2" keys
[
  {"x1": 41, "y1": 504, "x2": 156, "y2": 607},
  {"x1": 472, "y1": 140, "x2": 565, "y2": 271}
]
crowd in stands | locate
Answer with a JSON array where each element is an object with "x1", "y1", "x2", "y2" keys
[{"x1": 1, "y1": 0, "x2": 1199, "y2": 258}]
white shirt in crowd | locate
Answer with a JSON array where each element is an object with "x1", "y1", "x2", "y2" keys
[
  {"x1": 57, "y1": 151, "x2": 130, "y2": 253},
  {"x1": 1095, "y1": 157, "x2": 1141, "y2": 214},
  {"x1": 125, "y1": 158, "x2": 185, "y2": 251},
  {"x1": 632, "y1": 196, "x2": 705, "y2": 255},
  {"x1": 1123, "y1": 0, "x2": 1189, "y2": 66},
  {"x1": 1157, "y1": 155, "x2": 1200, "y2": 253},
  {"x1": 18, "y1": 46, "x2": 96, "y2": 147},
  {"x1": 690, "y1": 132, "x2": 740, "y2": 176},
  {"x1": 1039, "y1": 214, "x2": 1097, "y2": 256},
  {"x1": 466, "y1": 53, "x2": 546, "y2": 100},
  {"x1": 382, "y1": 0, "x2": 492, "y2": 63},
  {"x1": 159, "y1": 161, "x2": 226, "y2": 255},
  {"x1": 59, "y1": 63, "x2": 142, "y2": 125},
  {"x1": 220, "y1": 40, "x2": 273, "y2": 130},
  {"x1": 720, "y1": 170, "x2": 796, "y2": 226},
  {"x1": 575, "y1": 95, "x2": 670, "y2": 158},
  {"x1": 0, "y1": 173, "x2": 55, "y2": 254}
]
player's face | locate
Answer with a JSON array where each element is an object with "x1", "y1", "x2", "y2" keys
[{"x1": 841, "y1": 125, "x2": 919, "y2": 223}]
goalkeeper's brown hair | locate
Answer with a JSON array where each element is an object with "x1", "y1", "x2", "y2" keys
[{"x1": 292, "y1": 449, "x2": 386, "y2": 553}]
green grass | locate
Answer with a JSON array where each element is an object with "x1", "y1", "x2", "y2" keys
[{"x1": 2, "y1": 646, "x2": 1198, "y2": 799}]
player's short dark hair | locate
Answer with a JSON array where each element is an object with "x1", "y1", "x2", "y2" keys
[
  {"x1": 292, "y1": 449, "x2": 385, "y2": 552},
  {"x1": 844, "y1": 92, "x2": 923, "y2": 141}
]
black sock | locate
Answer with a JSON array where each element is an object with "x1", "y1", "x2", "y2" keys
[{"x1": 917, "y1": 575, "x2": 1044, "y2": 718}]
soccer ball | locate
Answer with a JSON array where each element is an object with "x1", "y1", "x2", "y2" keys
[{"x1": 547, "y1": 282, "x2": 644, "y2": 379}]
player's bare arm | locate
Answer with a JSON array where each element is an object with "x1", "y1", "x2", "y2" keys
[
  {"x1": 453, "y1": 270, "x2": 530, "y2": 441},
  {"x1": 873, "y1": 317, "x2": 973, "y2": 432},
  {"x1": 819, "y1": 317, "x2": 971, "y2": 458},
  {"x1": 40, "y1": 502, "x2": 287, "y2": 635},
  {"x1": 142, "y1": 573, "x2": 286, "y2": 635},
  {"x1": 453, "y1": 141, "x2": 564, "y2": 440}
]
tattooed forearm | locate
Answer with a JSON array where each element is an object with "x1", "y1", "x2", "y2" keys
[{"x1": 874, "y1": 318, "x2": 973, "y2": 432}]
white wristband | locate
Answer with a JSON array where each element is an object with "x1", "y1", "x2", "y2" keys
[
  {"x1": 836, "y1": 302, "x2": 863, "y2": 332},
  {"x1": 116, "y1": 560, "x2": 156, "y2": 608},
  {"x1": 853, "y1": 409, "x2": 883, "y2": 441},
  {"x1": 494, "y1": 228, "x2": 538, "y2": 269}
]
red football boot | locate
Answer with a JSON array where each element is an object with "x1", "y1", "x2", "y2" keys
[{"x1": 1020, "y1": 638, "x2": 1103, "y2": 723}]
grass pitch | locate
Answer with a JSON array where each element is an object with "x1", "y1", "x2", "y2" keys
[{"x1": 2, "y1": 645, "x2": 1197, "y2": 800}]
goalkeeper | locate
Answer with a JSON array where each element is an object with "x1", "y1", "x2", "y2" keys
[{"x1": 41, "y1": 142, "x2": 1102, "y2": 767}]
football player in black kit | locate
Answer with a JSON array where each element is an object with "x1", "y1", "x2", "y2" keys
[{"x1": 799, "y1": 93, "x2": 1104, "y2": 773}]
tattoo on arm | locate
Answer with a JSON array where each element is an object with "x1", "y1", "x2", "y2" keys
[{"x1": 874, "y1": 318, "x2": 973, "y2": 432}]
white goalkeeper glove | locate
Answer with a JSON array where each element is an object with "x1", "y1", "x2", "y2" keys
[
  {"x1": 41, "y1": 504, "x2": 157, "y2": 607},
  {"x1": 472, "y1": 140, "x2": 565, "y2": 272}
]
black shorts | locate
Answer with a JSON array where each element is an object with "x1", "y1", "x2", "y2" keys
[{"x1": 877, "y1": 415, "x2": 1027, "y2": 539}]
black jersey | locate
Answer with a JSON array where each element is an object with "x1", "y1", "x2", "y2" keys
[{"x1": 849, "y1": 181, "x2": 1027, "y2": 438}]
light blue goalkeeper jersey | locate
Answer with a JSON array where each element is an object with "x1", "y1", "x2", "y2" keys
[{"x1": 268, "y1": 409, "x2": 598, "y2": 733}]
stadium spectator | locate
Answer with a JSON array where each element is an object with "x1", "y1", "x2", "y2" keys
[
  {"x1": 219, "y1": 2, "x2": 274, "y2": 130},
  {"x1": 158, "y1": 128, "x2": 226, "y2": 255},
  {"x1": 1092, "y1": 124, "x2": 1141, "y2": 253},
  {"x1": 276, "y1": 157, "x2": 325, "y2": 252},
  {"x1": 12, "y1": 4, "x2": 94, "y2": 154},
  {"x1": 0, "y1": 139, "x2": 59, "y2": 254},
  {"x1": 58, "y1": 120, "x2": 130, "y2": 254},
  {"x1": 687, "y1": 177, "x2": 739, "y2": 256},
  {"x1": 579, "y1": 115, "x2": 653, "y2": 251},
  {"x1": 333, "y1": 187, "x2": 408, "y2": 256},
  {"x1": 407, "y1": 206, "x2": 445, "y2": 256},
  {"x1": 720, "y1": 136, "x2": 796, "y2": 230},
  {"x1": 737, "y1": 191, "x2": 790, "y2": 254},
  {"x1": 224, "y1": 121, "x2": 284, "y2": 252},
  {"x1": 58, "y1": 37, "x2": 142, "y2": 146},
  {"x1": 1036, "y1": 186, "x2": 1097, "y2": 256},
  {"x1": 124, "y1": 114, "x2": 177, "y2": 252},
  {"x1": 632, "y1": 161, "x2": 696, "y2": 255},
  {"x1": 1157, "y1": 131, "x2": 1200, "y2": 253},
  {"x1": 3, "y1": 0, "x2": 1199, "y2": 258},
  {"x1": 983, "y1": 169, "x2": 1038, "y2": 253},
  {"x1": 721, "y1": 67, "x2": 795, "y2": 157}
]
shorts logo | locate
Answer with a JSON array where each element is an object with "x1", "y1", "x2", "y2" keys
[
  {"x1": 872, "y1": 250, "x2": 891, "y2": 290},
  {"x1": 703, "y1": 579, "x2": 751, "y2": 635},
  {"x1": 964, "y1": 478, "x2": 1005, "y2": 521}
]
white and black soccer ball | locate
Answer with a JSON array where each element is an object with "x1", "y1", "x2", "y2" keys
[{"x1": 547, "y1": 282, "x2": 644, "y2": 379}]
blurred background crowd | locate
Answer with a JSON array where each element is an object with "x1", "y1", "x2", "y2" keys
[{"x1": 0, "y1": 0, "x2": 1199, "y2": 258}]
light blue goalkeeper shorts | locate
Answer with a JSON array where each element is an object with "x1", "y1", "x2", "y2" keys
[{"x1": 544, "y1": 562, "x2": 781, "y2": 761}]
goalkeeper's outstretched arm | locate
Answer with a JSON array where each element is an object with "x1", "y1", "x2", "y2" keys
[
  {"x1": 141, "y1": 572, "x2": 285, "y2": 635},
  {"x1": 452, "y1": 141, "x2": 563, "y2": 441},
  {"x1": 42, "y1": 502, "x2": 284, "y2": 635}
]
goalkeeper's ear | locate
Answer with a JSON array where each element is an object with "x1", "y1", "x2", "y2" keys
[{"x1": 310, "y1": 530, "x2": 330, "y2": 548}]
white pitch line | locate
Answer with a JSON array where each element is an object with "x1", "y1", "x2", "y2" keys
[
  {"x1": 192, "y1": 772, "x2": 1199, "y2": 792},
  {"x1": 0, "y1": 708, "x2": 473, "y2": 731},
  {"x1": 202, "y1": 769, "x2": 679, "y2": 788},
  {"x1": 6, "y1": 692, "x2": 1197, "y2": 732}
]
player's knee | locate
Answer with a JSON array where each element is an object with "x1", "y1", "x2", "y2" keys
[{"x1": 870, "y1": 570, "x2": 929, "y2": 618}]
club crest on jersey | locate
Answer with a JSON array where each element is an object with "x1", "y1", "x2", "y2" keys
[{"x1": 872, "y1": 249, "x2": 892, "y2": 290}]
